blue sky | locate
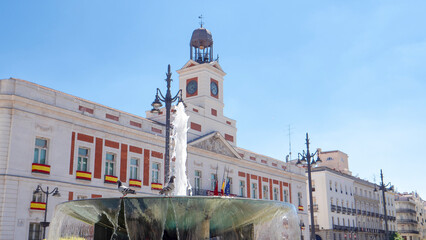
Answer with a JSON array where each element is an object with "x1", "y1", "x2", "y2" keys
[{"x1": 1, "y1": 1, "x2": 425, "y2": 197}]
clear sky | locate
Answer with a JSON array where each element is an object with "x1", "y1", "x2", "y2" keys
[{"x1": 1, "y1": 1, "x2": 425, "y2": 198}]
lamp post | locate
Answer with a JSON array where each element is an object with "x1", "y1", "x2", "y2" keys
[
  {"x1": 33, "y1": 185, "x2": 60, "y2": 239},
  {"x1": 296, "y1": 133, "x2": 322, "y2": 240},
  {"x1": 374, "y1": 169, "x2": 393, "y2": 240},
  {"x1": 151, "y1": 64, "x2": 184, "y2": 184}
]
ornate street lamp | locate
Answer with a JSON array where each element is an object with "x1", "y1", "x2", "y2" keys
[
  {"x1": 374, "y1": 169, "x2": 394, "y2": 240},
  {"x1": 150, "y1": 64, "x2": 184, "y2": 184},
  {"x1": 296, "y1": 133, "x2": 322, "y2": 240},
  {"x1": 33, "y1": 185, "x2": 60, "y2": 239}
]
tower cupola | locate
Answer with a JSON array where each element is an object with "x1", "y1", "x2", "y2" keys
[{"x1": 190, "y1": 22, "x2": 213, "y2": 63}]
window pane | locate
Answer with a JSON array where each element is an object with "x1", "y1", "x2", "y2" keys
[
  {"x1": 78, "y1": 148, "x2": 88, "y2": 156},
  {"x1": 35, "y1": 138, "x2": 47, "y2": 147},
  {"x1": 131, "y1": 158, "x2": 138, "y2": 166},
  {"x1": 106, "y1": 153, "x2": 114, "y2": 161},
  {"x1": 33, "y1": 148, "x2": 39, "y2": 163},
  {"x1": 39, "y1": 149, "x2": 46, "y2": 164}
]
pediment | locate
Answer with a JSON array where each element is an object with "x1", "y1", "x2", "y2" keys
[
  {"x1": 189, "y1": 132, "x2": 242, "y2": 159},
  {"x1": 180, "y1": 60, "x2": 199, "y2": 70}
]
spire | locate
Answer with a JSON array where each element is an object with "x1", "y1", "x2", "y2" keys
[{"x1": 199, "y1": 15, "x2": 204, "y2": 28}]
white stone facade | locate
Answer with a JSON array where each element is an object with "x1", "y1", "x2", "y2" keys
[
  {"x1": 304, "y1": 151, "x2": 397, "y2": 240},
  {"x1": 0, "y1": 60, "x2": 308, "y2": 239},
  {"x1": 395, "y1": 192, "x2": 426, "y2": 240}
]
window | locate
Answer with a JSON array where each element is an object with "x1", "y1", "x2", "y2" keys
[
  {"x1": 331, "y1": 197, "x2": 334, "y2": 205},
  {"x1": 263, "y1": 185, "x2": 269, "y2": 200},
  {"x1": 335, "y1": 182, "x2": 338, "y2": 192},
  {"x1": 298, "y1": 192, "x2": 302, "y2": 206},
  {"x1": 312, "y1": 180, "x2": 315, "y2": 191},
  {"x1": 129, "y1": 158, "x2": 139, "y2": 179},
  {"x1": 77, "y1": 147, "x2": 89, "y2": 172},
  {"x1": 327, "y1": 157, "x2": 333, "y2": 160},
  {"x1": 34, "y1": 138, "x2": 48, "y2": 164},
  {"x1": 28, "y1": 222, "x2": 42, "y2": 240},
  {"x1": 239, "y1": 181, "x2": 245, "y2": 197},
  {"x1": 77, "y1": 195, "x2": 87, "y2": 200},
  {"x1": 194, "y1": 170, "x2": 201, "y2": 189},
  {"x1": 252, "y1": 183, "x2": 257, "y2": 199},
  {"x1": 32, "y1": 191, "x2": 45, "y2": 203},
  {"x1": 273, "y1": 187, "x2": 278, "y2": 201},
  {"x1": 152, "y1": 162, "x2": 160, "y2": 183},
  {"x1": 329, "y1": 180, "x2": 332, "y2": 191},
  {"x1": 105, "y1": 153, "x2": 116, "y2": 176},
  {"x1": 211, "y1": 173, "x2": 217, "y2": 190},
  {"x1": 284, "y1": 189, "x2": 289, "y2": 202}
]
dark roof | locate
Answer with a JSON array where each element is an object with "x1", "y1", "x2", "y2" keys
[{"x1": 190, "y1": 28, "x2": 213, "y2": 48}]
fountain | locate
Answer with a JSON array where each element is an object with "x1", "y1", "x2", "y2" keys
[{"x1": 48, "y1": 103, "x2": 301, "y2": 239}]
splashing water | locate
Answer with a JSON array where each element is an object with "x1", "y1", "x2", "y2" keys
[{"x1": 171, "y1": 102, "x2": 190, "y2": 196}]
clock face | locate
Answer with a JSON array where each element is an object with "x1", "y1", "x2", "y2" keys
[
  {"x1": 211, "y1": 81, "x2": 218, "y2": 96},
  {"x1": 187, "y1": 80, "x2": 197, "y2": 95}
]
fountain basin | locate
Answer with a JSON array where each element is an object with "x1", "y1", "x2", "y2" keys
[{"x1": 49, "y1": 196, "x2": 300, "y2": 239}]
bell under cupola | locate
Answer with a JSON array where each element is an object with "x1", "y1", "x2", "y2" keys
[{"x1": 190, "y1": 18, "x2": 213, "y2": 63}]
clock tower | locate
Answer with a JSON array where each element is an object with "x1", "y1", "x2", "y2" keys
[{"x1": 177, "y1": 25, "x2": 237, "y2": 146}]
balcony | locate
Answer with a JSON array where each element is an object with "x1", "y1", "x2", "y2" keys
[
  {"x1": 362, "y1": 210, "x2": 366, "y2": 215},
  {"x1": 104, "y1": 175, "x2": 118, "y2": 184},
  {"x1": 151, "y1": 182, "x2": 163, "y2": 190},
  {"x1": 337, "y1": 206, "x2": 342, "y2": 213},
  {"x1": 396, "y1": 208, "x2": 417, "y2": 214},
  {"x1": 352, "y1": 208, "x2": 357, "y2": 215},
  {"x1": 398, "y1": 219, "x2": 418, "y2": 224},
  {"x1": 399, "y1": 230, "x2": 420, "y2": 234},
  {"x1": 366, "y1": 211, "x2": 371, "y2": 216},
  {"x1": 129, "y1": 179, "x2": 142, "y2": 188},
  {"x1": 309, "y1": 225, "x2": 320, "y2": 231},
  {"x1": 342, "y1": 207, "x2": 347, "y2": 214},
  {"x1": 311, "y1": 204, "x2": 319, "y2": 212},
  {"x1": 31, "y1": 163, "x2": 51, "y2": 175},
  {"x1": 76, "y1": 170, "x2": 92, "y2": 181},
  {"x1": 30, "y1": 201, "x2": 46, "y2": 210},
  {"x1": 331, "y1": 204, "x2": 336, "y2": 212},
  {"x1": 357, "y1": 209, "x2": 361, "y2": 215}
]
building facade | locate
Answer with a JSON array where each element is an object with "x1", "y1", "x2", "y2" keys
[
  {"x1": 395, "y1": 192, "x2": 426, "y2": 240},
  {"x1": 305, "y1": 150, "x2": 397, "y2": 240},
  {"x1": 0, "y1": 25, "x2": 309, "y2": 239}
]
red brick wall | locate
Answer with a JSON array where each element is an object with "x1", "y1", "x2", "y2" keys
[
  {"x1": 105, "y1": 140, "x2": 119, "y2": 149},
  {"x1": 68, "y1": 191, "x2": 73, "y2": 201},
  {"x1": 129, "y1": 146, "x2": 142, "y2": 154},
  {"x1": 143, "y1": 149, "x2": 150, "y2": 186},
  {"x1": 246, "y1": 174, "x2": 251, "y2": 198},
  {"x1": 225, "y1": 134, "x2": 234, "y2": 142},
  {"x1": 120, "y1": 144, "x2": 128, "y2": 182},
  {"x1": 69, "y1": 132, "x2": 75, "y2": 175},
  {"x1": 77, "y1": 133, "x2": 94, "y2": 143},
  {"x1": 94, "y1": 138, "x2": 103, "y2": 179},
  {"x1": 190, "y1": 122, "x2": 202, "y2": 132}
]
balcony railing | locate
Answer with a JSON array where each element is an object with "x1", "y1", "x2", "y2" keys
[
  {"x1": 342, "y1": 207, "x2": 347, "y2": 214},
  {"x1": 357, "y1": 209, "x2": 361, "y2": 215},
  {"x1": 352, "y1": 209, "x2": 356, "y2": 215},
  {"x1": 309, "y1": 225, "x2": 320, "y2": 231},
  {"x1": 397, "y1": 219, "x2": 418, "y2": 224},
  {"x1": 396, "y1": 208, "x2": 417, "y2": 214},
  {"x1": 399, "y1": 230, "x2": 420, "y2": 234},
  {"x1": 337, "y1": 206, "x2": 342, "y2": 213},
  {"x1": 362, "y1": 210, "x2": 366, "y2": 215},
  {"x1": 331, "y1": 204, "x2": 336, "y2": 212}
]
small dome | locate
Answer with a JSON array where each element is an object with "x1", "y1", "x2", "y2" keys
[{"x1": 190, "y1": 28, "x2": 213, "y2": 49}]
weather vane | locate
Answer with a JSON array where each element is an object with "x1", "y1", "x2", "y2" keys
[{"x1": 199, "y1": 15, "x2": 204, "y2": 28}]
